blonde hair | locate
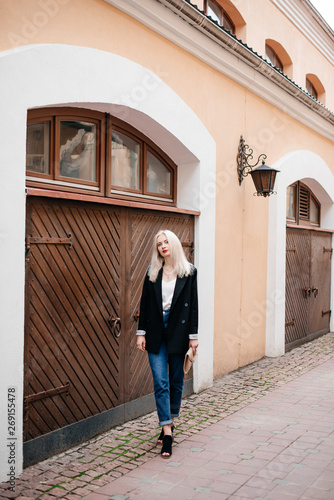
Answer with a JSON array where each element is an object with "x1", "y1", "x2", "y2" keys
[{"x1": 148, "y1": 229, "x2": 192, "y2": 282}]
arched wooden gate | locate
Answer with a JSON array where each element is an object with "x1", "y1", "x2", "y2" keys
[
  {"x1": 285, "y1": 227, "x2": 332, "y2": 349},
  {"x1": 24, "y1": 196, "x2": 194, "y2": 465}
]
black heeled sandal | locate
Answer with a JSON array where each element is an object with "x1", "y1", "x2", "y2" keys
[
  {"x1": 157, "y1": 425, "x2": 174, "y2": 444},
  {"x1": 161, "y1": 435, "x2": 173, "y2": 458}
]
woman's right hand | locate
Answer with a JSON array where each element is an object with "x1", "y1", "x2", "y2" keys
[{"x1": 136, "y1": 335, "x2": 146, "y2": 352}]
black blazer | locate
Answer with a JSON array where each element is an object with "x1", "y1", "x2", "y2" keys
[{"x1": 138, "y1": 266, "x2": 198, "y2": 355}]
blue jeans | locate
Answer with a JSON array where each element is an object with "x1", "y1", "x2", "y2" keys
[{"x1": 148, "y1": 310, "x2": 185, "y2": 426}]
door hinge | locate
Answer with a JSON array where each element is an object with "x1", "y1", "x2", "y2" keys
[
  {"x1": 322, "y1": 310, "x2": 331, "y2": 317},
  {"x1": 25, "y1": 234, "x2": 72, "y2": 259},
  {"x1": 24, "y1": 382, "x2": 70, "y2": 417},
  {"x1": 323, "y1": 247, "x2": 333, "y2": 256},
  {"x1": 26, "y1": 235, "x2": 72, "y2": 246}
]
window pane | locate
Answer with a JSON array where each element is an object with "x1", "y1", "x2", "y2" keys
[
  {"x1": 306, "y1": 78, "x2": 318, "y2": 99},
  {"x1": 111, "y1": 131, "x2": 140, "y2": 190},
  {"x1": 147, "y1": 151, "x2": 171, "y2": 196},
  {"x1": 310, "y1": 197, "x2": 319, "y2": 223},
  {"x1": 207, "y1": 0, "x2": 222, "y2": 24},
  {"x1": 223, "y1": 15, "x2": 234, "y2": 33},
  {"x1": 265, "y1": 45, "x2": 283, "y2": 72},
  {"x1": 26, "y1": 122, "x2": 50, "y2": 174},
  {"x1": 60, "y1": 121, "x2": 96, "y2": 181},
  {"x1": 286, "y1": 185, "x2": 296, "y2": 219}
]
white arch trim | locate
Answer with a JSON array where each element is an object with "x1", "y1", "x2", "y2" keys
[
  {"x1": 266, "y1": 150, "x2": 334, "y2": 357},
  {"x1": 0, "y1": 44, "x2": 215, "y2": 480}
]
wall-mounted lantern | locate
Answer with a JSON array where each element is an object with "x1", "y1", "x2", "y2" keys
[{"x1": 237, "y1": 136, "x2": 279, "y2": 197}]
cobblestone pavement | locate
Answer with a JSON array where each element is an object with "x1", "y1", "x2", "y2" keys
[{"x1": 1, "y1": 332, "x2": 334, "y2": 499}]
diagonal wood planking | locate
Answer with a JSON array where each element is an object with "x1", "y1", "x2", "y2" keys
[{"x1": 25, "y1": 198, "x2": 195, "y2": 442}]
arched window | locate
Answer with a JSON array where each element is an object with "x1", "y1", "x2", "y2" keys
[
  {"x1": 26, "y1": 108, "x2": 176, "y2": 205},
  {"x1": 265, "y1": 44, "x2": 283, "y2": 72},
  {"x1": 205, "y1": 0, "x2": 235, "y2": 33},
  {"x1": 286, "y1": 182, "x2": 320, "y2": 227},
  {"x1": 306, "y1": 78, "x2": 318, "y2": 99},
  {"x1": 305, "y1": 74, "x2": 325, "y2": 103},
  {"x1": 265, "y1": 40, "x2": 293, "y2": 77}
]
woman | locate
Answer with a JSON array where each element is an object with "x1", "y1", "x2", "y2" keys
[{"x1": 136, "y1": 229, "x2": 199, "y2": 458}]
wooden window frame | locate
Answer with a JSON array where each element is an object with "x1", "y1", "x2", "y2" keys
[
  {"x1": 55, "y1": 114, "x2": 102, "y2": 190},
  {"x1": 27, "y1": 108, "x2": 177, "y2": 206},
  {"x1": 286, "y1": 183, "x2": 297, "y2": 223},
  {"x1": 286, "y1": 181, "x2": 320, "y2": 227},
  {"x1": 106, "y1": 115, "x2": 177, "y2": 205},
  {"x1": 26, "y1": 115, "x2": 54, "y2": 181},
  {"x1": 265, "y1": 44, "x2": 283, "y2": 72},
  {"x1": 306, "y1": 77, "x2": 318, "y2": 100},
  {"x1": 204, "y1": 0, "x2": 235, "y2": 34},
  {"x1": 109, "y1": 125, "x2": 143, "y2": 196},
  {"x1": 144, "y1": 145, "x2": 175, "y2": 200},
  {"x1": 27, "y1": 108, "x2": 105, "y2": 197}
]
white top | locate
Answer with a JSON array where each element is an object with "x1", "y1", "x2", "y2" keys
[{"x1": 162, "y1": 278, "x2": 176, "y2": 311}]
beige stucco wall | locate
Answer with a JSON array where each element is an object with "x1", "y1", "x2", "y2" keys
[
  {"x1": 189, "y1": 0, "x2": 333, "y2": 108},
  {"x1": 1, "y1": 0, "x2": 334, "y2": 379}
]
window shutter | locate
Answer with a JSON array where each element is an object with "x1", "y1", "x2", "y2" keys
[{"x1": 299, "y1": 185, "x2": 310, "y2": 220}]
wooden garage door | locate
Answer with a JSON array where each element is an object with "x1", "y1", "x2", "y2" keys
[
  {"x1": 24, "y1": 197, "x2": 194, "y2": 442},
  {"x1": 285, "y1": 228, "x2": 332, "y2": 349}
]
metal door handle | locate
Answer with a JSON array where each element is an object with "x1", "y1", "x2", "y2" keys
[
  {"x1": 303, "y1": 287, "x2": 311, "y2": 299},
  {"x1": 108, "y1": 316, "x2": 121, "y2": 338},
  {"x1": 312, "y1": 287, "x2": 319, "y2": 298},
  {"x1": 134, "y1": 311, "x2": 140, "y2": 322}
]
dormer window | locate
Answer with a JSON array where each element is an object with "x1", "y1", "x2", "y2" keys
[
  {"x1": 205, "y1": 0, "x2": 235, "y2": 33},
  {"x1": 306, "y1": 77, "x2": 318, "y2": 99},
  {"x1": 265, "y1": 44, "x2": 283, "y2": 72}
]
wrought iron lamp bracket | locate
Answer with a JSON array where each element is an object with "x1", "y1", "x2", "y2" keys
[{"x1": 237, "y1": 136, "x2": 267, "y2": 185}]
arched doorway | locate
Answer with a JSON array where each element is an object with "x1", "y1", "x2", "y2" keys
[
  {"x1": 285, "y1": 182, "x2": 332, "y2": 349},
  {"x1": 23, "y1": 106, "x2": 201, "y2": 465},
  {"x1": 266, "y1": 151, "x2": 334, "y2": 357},
  {"x1": 0, "y1": 44, "x2": 216, "y2": 476}
]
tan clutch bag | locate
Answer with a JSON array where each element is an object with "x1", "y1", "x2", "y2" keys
[{"x1": 184, "y1": 347, "x2": 196, "y2": 374}]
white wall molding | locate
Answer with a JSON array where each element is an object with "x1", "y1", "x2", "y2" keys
[{"x1": 271, "y1": 0, "x2": 334, "y2": 65}]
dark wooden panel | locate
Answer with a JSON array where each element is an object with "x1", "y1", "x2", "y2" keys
[
  {"x1": 309, "y1": 232, "x2": 331, "y2": 335},
  {"x1": 285, "y1": 228, "x2": 332, "y2": 350},
  {"x1": 31, "y1": 205, "x2": 119, "y2": 403},
  {"x1": 25, "y1": 197, "x2": 195, "y2": 448},
  {"x1": 25, "y1": 198, "x2": 122, "y2": 441},
  {"x1": 285, "y1": 228, "x2": 310, "y2": 346}
]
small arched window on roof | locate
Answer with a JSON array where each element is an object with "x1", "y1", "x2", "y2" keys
[
  {"x1": 306, "y1": 74, "x2": 325, "y2": 104},
  {"x1": 205, "y1": 0, "x2": 235, "y2": 33},
  {"x1": 265, "y1": 44, "x2": 283, "y2": 72},
  {"x1": 286, "y1": 182, "x2": 320, "y2": 227},
  {"x1": 306, "y1": 78, "x2": 318, "y2": 99},
  {"x1": 265, "y1": 40, "x2": 292, "y2": 78}
]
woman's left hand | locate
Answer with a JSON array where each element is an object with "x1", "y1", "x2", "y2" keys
[{"x1": 189, "y1": 339, "x2": 199, "y2": 356}]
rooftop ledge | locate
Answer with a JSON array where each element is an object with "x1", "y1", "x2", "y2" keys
[
  {"x1": 167, "y1": 0, "x2": 334, "y2": 123},
  {"x1": 104, "y1": 0, "x2": 334, "y2": 136}
]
